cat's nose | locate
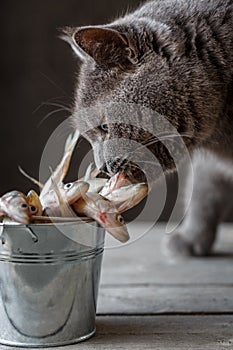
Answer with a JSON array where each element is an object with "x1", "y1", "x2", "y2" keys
[{"x1": 100, "y1": 158, "x2": 122, "y2": 176}]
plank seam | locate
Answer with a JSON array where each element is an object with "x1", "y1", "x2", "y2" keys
[
  {"x1": 97, "y1": 312, "x2": 233, "y2": 316},
  {"x1": 100, "y1": 283, "x2": 233, "y2": 288}
]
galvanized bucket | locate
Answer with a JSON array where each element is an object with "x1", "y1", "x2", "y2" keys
[{"x1": 0, "y1": 220, "x2": 105, "y2": 347}]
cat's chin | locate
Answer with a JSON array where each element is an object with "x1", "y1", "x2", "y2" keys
[{"x1": 98, "y1": 166, "x2": 147, "y2": 184}]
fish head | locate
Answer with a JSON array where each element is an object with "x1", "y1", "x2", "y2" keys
[
  {"x1": 87, "y1": 178, "x2": 107, "y2": 193},
  {"x1": 62, "y1": 181, "x2": 89, "y2": 204},
  {"x1": 2, "y1": 191, "x2": 30, "y2": 224},
  {"x1": 110, "y1": 172, "x2": 131, "y2": 190},
  {"x1": 27, "y1": 190, "x2": 43, "y2": 216},
  {"x1": 97, "y1": 207, "x2": 129, "y2": 243},
  {"x1": 100, "y1": 172, "x2": 131, "y2": 196},
  {"x1": 117, "y1": 183, "x2": 148, "y2": 213},
  {"x1": 74, "y1": 193, "x2": 129, "y2": 243}
]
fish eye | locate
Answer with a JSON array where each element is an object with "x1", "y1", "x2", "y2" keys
[
  {"x1": 99, "y1": 123, "x2": 108, "y2": 132},
  {"x1": 30, "y1": 206, "x2": 37, "y2": 213},
  {"x1": 21, "y1": 203, "x2": 28, "y2": 209},
  {"x1": 117, "y1": 214, "x2": 124, "y2": 224},
  {"x1": 64, "y1": 183, "x2": 73, "y2": 190}
]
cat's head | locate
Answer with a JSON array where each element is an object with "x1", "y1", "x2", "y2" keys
[{"x1": 62, "y1": 17, "x2": 211, "y2": 182}]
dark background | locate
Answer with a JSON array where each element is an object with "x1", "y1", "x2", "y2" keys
[{"x1": 1, "y1": 0, "x2": 181, "y2": 221}]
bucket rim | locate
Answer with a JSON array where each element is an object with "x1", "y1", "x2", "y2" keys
[{"x1": 0, "y1": 217, "x2": 94, "y2": 228}]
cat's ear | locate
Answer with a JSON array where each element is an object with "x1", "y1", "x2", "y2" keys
[
  {"x1": 61, "y1": 26, "x2": 138, "y2": 69},
  {"x1": 60, "y1": 27, "x2": 88, "y2": 61}
]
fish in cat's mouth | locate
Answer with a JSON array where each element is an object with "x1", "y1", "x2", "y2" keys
[{"x1": 99, "y1": 159, "x2": 147, "y2": 184}]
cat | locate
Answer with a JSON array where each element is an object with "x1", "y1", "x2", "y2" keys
[{"x1": 62, "y1": 0, "x2": 233, "y2": 257}]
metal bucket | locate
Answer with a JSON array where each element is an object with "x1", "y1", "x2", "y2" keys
[{"x1": 0, "y1": 220, "x2": 105, "y2": 347}]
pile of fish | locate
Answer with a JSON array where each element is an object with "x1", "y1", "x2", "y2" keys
[{"x1": 0, "y1": 131, "x2": 148, "y2": 243}]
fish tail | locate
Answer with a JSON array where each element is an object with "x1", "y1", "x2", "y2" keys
[
  {"x1": 18, "y1": 166, "x2": 44, "y2": 189},
  {"x1": 64, "y1": 129, "x2": 80, "y2": 154},
  {"x1": 49, "y1": 168, "x2": 76, "y2": 217},
  {"x1": 84, "y1": 163, "x2": 94, "y2": 181}
]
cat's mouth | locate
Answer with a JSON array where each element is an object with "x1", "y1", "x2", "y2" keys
[{"x1": 98, "y1": 160, "x2": 147, "y2": 184}]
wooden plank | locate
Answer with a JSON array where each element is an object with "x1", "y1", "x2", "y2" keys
[
  {"x1": 91, "y1": 315, "x2": 233, "y2": 350},
  {"x1": 97, "y1": 285, "x2": 233, "y2": 314},
  {"x1": 101, "y1": 223, "x2": 233, "y2": 285},
  {"x1": 92, "y1": 315, "x2": 233, "y2": 350},
  {"x1": 1, "y1": 316, "x2": 230, "y2": 350}
]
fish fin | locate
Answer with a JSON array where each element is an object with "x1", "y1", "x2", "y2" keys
[
  {"x1": 80, "y1": 163, "x2": 100, "y2": 182},
  {"x1": 75, "y1": 192, "x2": 101, "y2": 215},
  {"x1": 49, "y1": 168, "x2": 76, "y2": 218},
  {"x1": 90, "y1": 167, "x2": 100, "y2": 179},
  {"x1": 54, "y1": 130, "x2": 80, "y2": 182},
  {"x1": 64, "y1": 133, "x2": 73, "y2": 151},
  {"x1": 27, "y1": 189, "x2": 39, "y2": 198},
  {"x1": 40, "y1": 131, "x2": 80, "y2": 198},
  {"x1": 117, "y1": 200, "x2": 133, "y2": 213},
  {"x1": 84, "y1": 163, "x2": 94, "y2": 181},
  {"x1": 18, "y1": 166, "x2": 44, "y2": 189}
]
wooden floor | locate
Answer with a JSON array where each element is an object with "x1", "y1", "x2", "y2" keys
[{"x1": 1, "y1": 223, "x2": 233, "y2": 349}]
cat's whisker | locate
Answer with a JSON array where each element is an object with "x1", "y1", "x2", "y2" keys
[
  {"x1": 33, "y1": 99, "x2": 72, "y2": 115},
  {"x1": 135, "y1": 160, "x2": 161, "y2": 166},
  {"x1": 124, "y1": 132, "x2": 193, "y2": 160},
  {"x1": 37, "y1": 108, "x2": 69, "y2": 128},
  {"x1": 101, "y1": 133, "x2": 193, "y2": 178},
  {"x1": 122, "y1": 161, "x2": 145, "y2": 174},
  {"x1": 115, "y1": 132, "x2": 193, "y2": 178},
  {"x1": 41, "y1": 102, "x2": 72, "y2": 113},
  {"x1": 39, "y1": 72, "x2": 68, "y2": 96}
]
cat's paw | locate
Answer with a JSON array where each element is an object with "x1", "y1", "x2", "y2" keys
[
  {"x1": 162, "y1": 232, "x2": 193, "y2": 259},
  {"x1": 162, "y1": 230, "x2": 215, "y2": 258}
]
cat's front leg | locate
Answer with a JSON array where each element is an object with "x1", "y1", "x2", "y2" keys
[{"x1": 163, "y1": 149, "x2": 233, "y2": 258}]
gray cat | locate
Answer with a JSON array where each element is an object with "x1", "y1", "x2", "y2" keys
[{"x1": 63, "y1": 0, "x2": 233, "y2": 257}]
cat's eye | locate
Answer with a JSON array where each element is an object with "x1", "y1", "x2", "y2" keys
[{"x1": 99, "y1": 123, "x2": 109, "y2": 133}]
